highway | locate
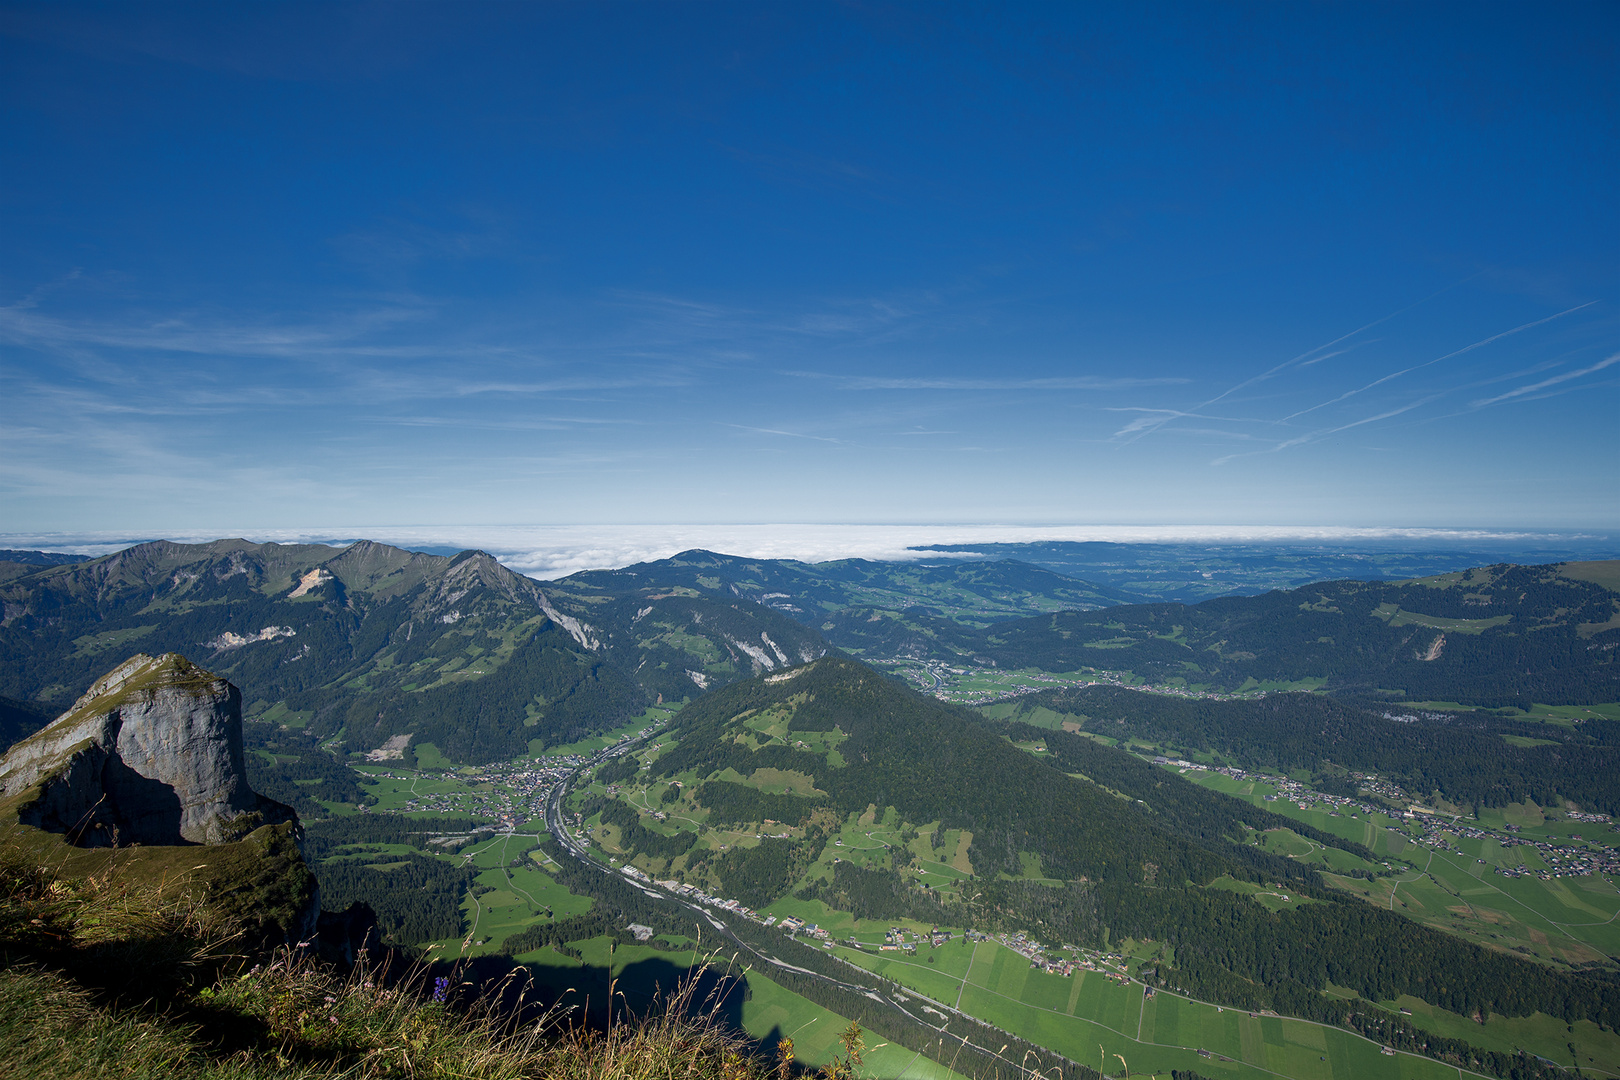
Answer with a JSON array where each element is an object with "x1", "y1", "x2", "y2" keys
[{"x1": 535, "y1": 730, "x2": 1093, "y2": 1079}]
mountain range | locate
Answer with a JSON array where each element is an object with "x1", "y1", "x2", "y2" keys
[
  {"x1": 3, "y1": 541, "x2": 1616, "y2": 772},
  {"x1": 0, "y1": 539, "x2": 823, "y2": 764},
  {"x1": 4, "y1": 540, "x2": 1619, "y2": 1078}
]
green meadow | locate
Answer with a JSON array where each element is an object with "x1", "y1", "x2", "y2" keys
[{"x1": 836, "y1": 938, "x2": 1489, "y2": 1080}]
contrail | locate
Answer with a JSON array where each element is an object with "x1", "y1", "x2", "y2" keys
[
  {"x1": 1471, "y1": 351, "x2": 1619, "y2": 408},
  {"x1": 1278, "y1": 301, "x2": 1597, "y2": 422},
  {"x1": 1124, "y1": 275, "x2": 1476, "y2": 444},
  {"x1": 1210, "y1": 392, "x2": 1448, "y2": 466},
  {"x1": 1198, "y1": 276, "x2": 1478, "y2": 410}
]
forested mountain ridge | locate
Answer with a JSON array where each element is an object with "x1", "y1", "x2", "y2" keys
[
  {"x1": 590, "y1": 655, "x2": 1620, "y2": 1043},
  {"x1": 646, "y1": 655, "x2": 1295, "y2": 888},
  {"x1": 0, "y1": 539, "x2": 828, "y2": 763},
  {"x1": 997, "y1": 685, "x2": 1620, "y2": 814},
  {"x1": 974, "y1": 560, "x2": 1620, "y2": 705}
]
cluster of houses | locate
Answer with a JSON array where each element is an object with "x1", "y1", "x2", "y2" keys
[
  {"x1": 1150, "y1": 754, "x2": 1619, "y2": 882},
  {"x1": 1396, "y1": 810, "x2": 1619, "y2": 880},
  {"x1": 1492, "y1": 832, "x2": 1620, "y2": 879},
  {"x1": 773, "y1": 915, "x2": 831, "y2": 939},
  {"x1": 363, "y1": 754, "x2": 586, "y2": 828},
  {"x1": 873, "y1": 926, "x2": 954, "y2": 953}
]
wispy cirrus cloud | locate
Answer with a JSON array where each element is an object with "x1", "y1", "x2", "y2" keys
[
  {"x1": 1123, "y1": 277, "x2": 1481, "y2": 445},
  {"x1": 1210, "y1": 393, "x2": 1449, "y2": 466},
  {"x1": 1106, "y1": 407, "x2": 1271, "y2": 438}
]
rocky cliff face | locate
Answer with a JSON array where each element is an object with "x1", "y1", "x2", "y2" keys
[{"x1": 0, "y1": 653, "x2": 297, "y2": 846}]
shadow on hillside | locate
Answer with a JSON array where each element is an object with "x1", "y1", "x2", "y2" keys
[{"x1": 462, "y1": 952, "x2": 749, "y2": 1032}]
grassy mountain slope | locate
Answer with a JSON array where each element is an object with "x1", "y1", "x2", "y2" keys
[{"x1": 974, "y1": 561, "x2": 1620, "y2": 705}]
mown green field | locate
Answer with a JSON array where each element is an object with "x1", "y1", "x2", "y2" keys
[
  {"x1": 541, "y1": 706, "x2": 680, "y2": 757},
  {"x1": 838, "y1": 939, "x2": 1489, "y2": 1080}
]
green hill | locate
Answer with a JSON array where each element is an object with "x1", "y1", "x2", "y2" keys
[{"x1": 577, "y1": 656, "x2": 1620, "y2": 1077}]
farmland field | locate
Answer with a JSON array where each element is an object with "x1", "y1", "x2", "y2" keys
[{"x1": 838, "y1": 939, "x2": 1489, "y2": 1080}]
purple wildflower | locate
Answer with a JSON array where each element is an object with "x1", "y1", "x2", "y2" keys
[{"x1": 432, "y1": 976, "x2": 450, "y2": 1004}]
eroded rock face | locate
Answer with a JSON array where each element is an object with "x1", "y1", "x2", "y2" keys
[{"x1": 0, "y1": 653, "x2": 296, "y2": 846}]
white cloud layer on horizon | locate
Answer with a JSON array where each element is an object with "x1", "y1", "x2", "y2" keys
[{"x1": 2, "y1": 523, "x2": 1610, "y2": 581}]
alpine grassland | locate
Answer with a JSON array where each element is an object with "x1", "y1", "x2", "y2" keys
[{"x1": 0, "y1": 845, "x2": 859, "y2": 1080}]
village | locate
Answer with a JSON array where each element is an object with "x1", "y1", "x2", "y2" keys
[{"x1": 1152, "y1": 754, "x2": 1620, "y2": 879}]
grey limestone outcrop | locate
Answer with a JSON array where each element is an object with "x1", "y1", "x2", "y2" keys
[{"x1": 0, "y1": 652, "x2": 296, "y2": 846}]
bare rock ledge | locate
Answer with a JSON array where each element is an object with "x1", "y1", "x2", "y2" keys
[{"x1": 0, "y1": 652, "x2": 297, "y2": 846}]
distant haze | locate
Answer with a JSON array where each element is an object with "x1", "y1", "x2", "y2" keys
[{"x1": 2, "y1": 524, "x2": 1612, "y2": 581}]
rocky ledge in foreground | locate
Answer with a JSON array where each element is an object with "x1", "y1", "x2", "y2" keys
[
  {"x1": 0, "y1": 652, "x2": 297, "y2": 845},
  {"x1": 0, "y1": 653, "x2": 317, "y2": 944}
]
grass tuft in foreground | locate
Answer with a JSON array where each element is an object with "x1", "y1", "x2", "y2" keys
[{"x1": 0, "y1": 846, "x2": 835, "y2": 1080}]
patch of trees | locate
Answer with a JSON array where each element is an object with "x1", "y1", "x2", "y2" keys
[
  {"x1": 694, "y1": 780, "x2": 824, "y2": 826},
  {"x1": 590, "y1": 798, "x2": 698, "y2": 860},
  {"x1": 301, "y1": 813, "x2": 484, "y2": 859},
  {"x1": 501, "y1": 910, "x2": 672, "y2": 960},
  {"x1": 596, "y1": 755, "x2": 640, "y2": 786},
  {"x1": 712, "y1": 836, "x2": 823, "y2": 909},
  {"x1": 242, "y1": 721, "x2": 373, "y2": 818},
  {"x1": 798, "y1": 861, "x2": 957, "y2": 926},
  {"x1": 313, "y1": 851, "x2": 475, "y2": 944}
]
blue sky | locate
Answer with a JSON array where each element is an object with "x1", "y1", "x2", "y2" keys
[{"x1": 2, "y1": 1, "x2": 1616, "y2": 540}]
